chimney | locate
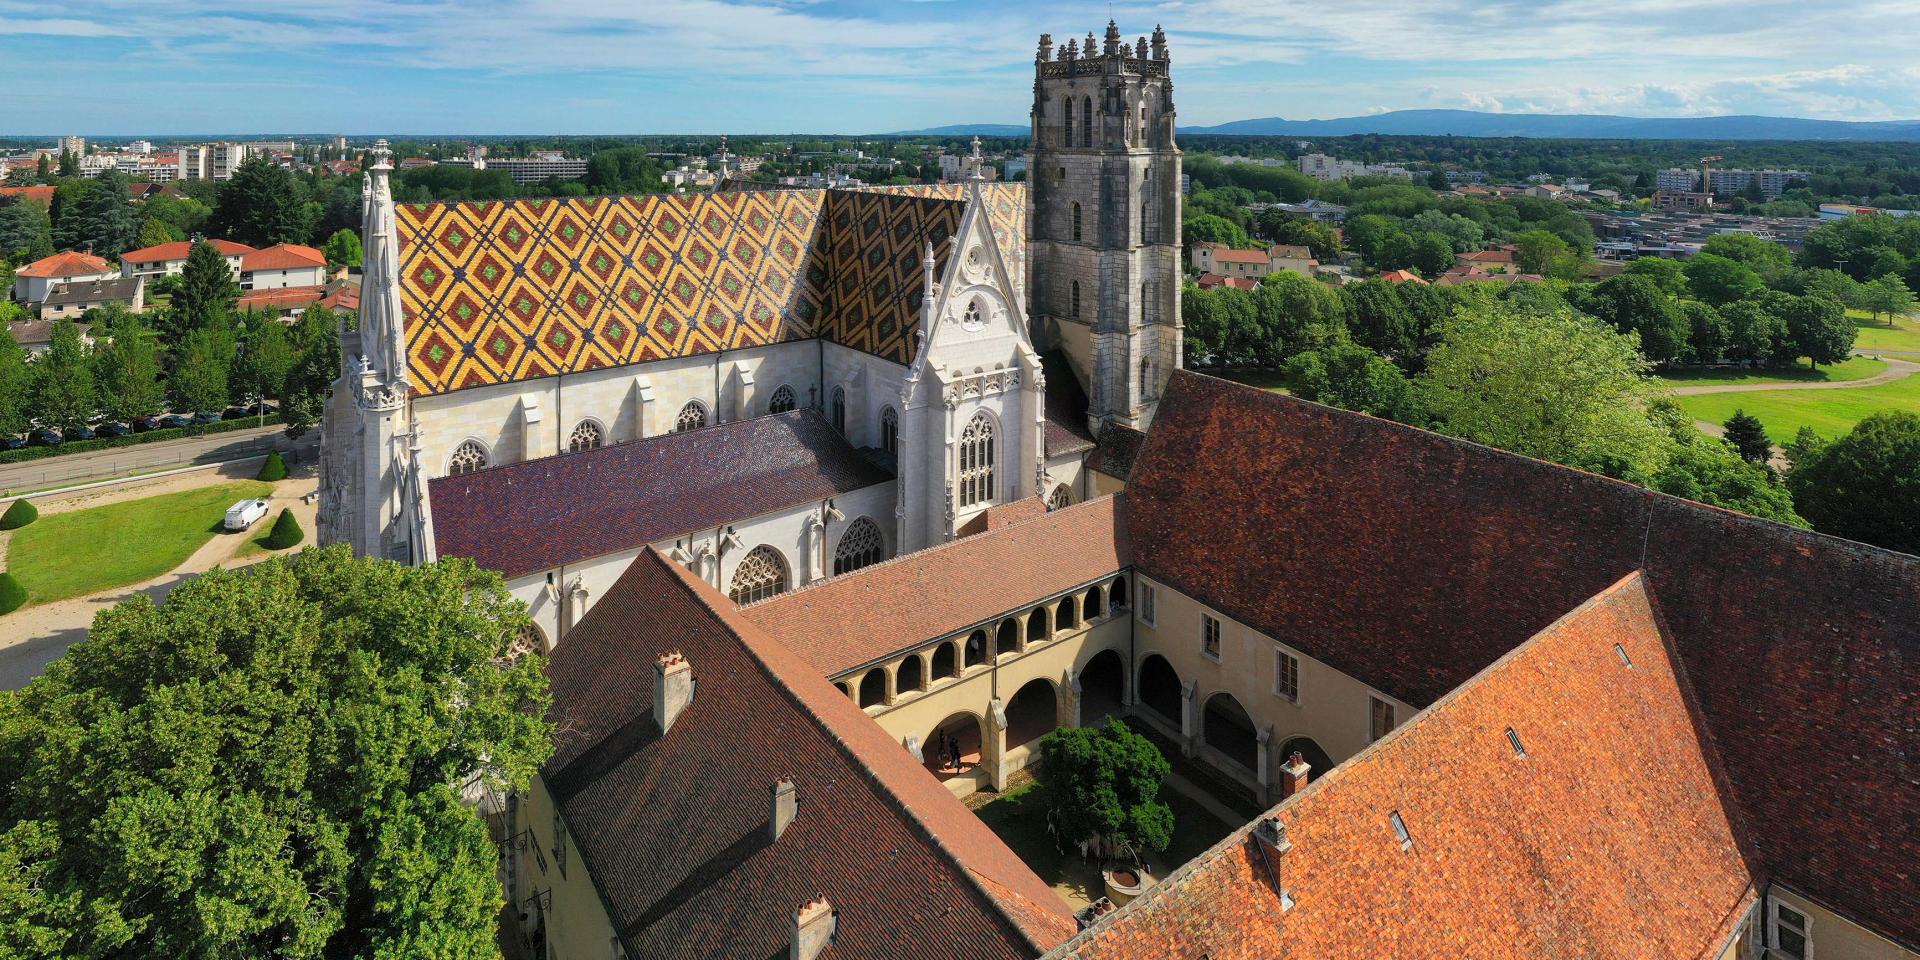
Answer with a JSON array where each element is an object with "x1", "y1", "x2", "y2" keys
[
  {"x1": 770, "y1": 778, "x2": 798, "y2": 842},
  {"x1": 1280, "y1": 751, "x2": 1311, "y2": 799},
  {"x1": 654, "y1": 652, "x2": 694, "y2": 735},
  {"x1": 791, "y1": 897, "x2": 836, "y2": 960},
  {"x1": 1254, "y1": 816, "x2": 1292, "y2": 856}
]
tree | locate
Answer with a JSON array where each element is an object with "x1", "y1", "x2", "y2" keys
[
  {"x1": 136, "y1": 216, "x2": 182, "y2": 248},
  {"x1": 1512, "y1": 229, "x2": 1569, "y2": 275},
  {"x1": 1700, "y1": 233, "x2": 1792, "y2": 283},
  {"x1": 1345, "y1": 279, "x2": 1417, "y2": 361},
  {"x1": 1787, "y1": 411, "x2": 1920, "y2": 553},
  {"x1": 34, "y1": 319, "x2": 95, "y2": 430},
  {"x1": 51, "y1": 170, "x2": 141, "y2": 259},
  {"x1": 1407, "y1": 209, "x2": 1483, "y2": 253},
  {"x1": 1251, "y1": 271, "x2": 1346, "y2": 365},
  {"x1": 235, "y1": 313, "x2": 296, "y2": 402},
  {"x1": 583, "y1": 147, "x2": 665, "y2": 194},
  {"x1": 1184, "y1": 213, "x2": 1251, "y2": 252},
  {"x1": 1858, "y1": 273, "x2": 1916, "y2": 326},
  {"x1": 0, "y1": 323, "x2": 29, "y2": 437},
  {"x1": 1409, "y1": 231, "x2": 1455, "y2": 279},
  {"x1": 0, "y1": 196, "x2": 53, "y2": 262},
  {"x1": 1428, "y1": 168, "x2": 1451, "y2": 191},
  {"x1": 322, "y1": 228, "x2": 362, "y2": 270},
  {"x1": 1624, "y1": 256, "x2": 1688, "y2": 296},
  {"x1": 1719, "y1": 299, "x2": 1787, "y2": 366},
  {"x1": 208, "y1": 157, "x2": 315, "y2": 247},
  {"x1": 1581, "y1": 274, "x2": 1688, "y2": 363},
  {"x1": 0, "y1": 547, "x2": 552, "y2": 958},
  {"x1": 89, "y1": 307, "x2": 165, "y2": 423},
  {"x1": 1778, "y1": 294, "x2": 1855, "y2": 367},
  {"x1": 1683, "y1": 253, "x2": 1767, "y2": 306},
  {"x1": 281, "y1": 306, "x2": 340, "y2": 439},
  {"x1": 1418, "y1": 303, "x2": 1668, "y2": 480},
  {"x1": 262, "y1": 508, "x2": 305, "y2": 549},
  {"x1": 1723, "y1": 410, "x2": 1772, "y2": 463},
  {"x1": 1284, "y1": 335, "x2": 1415, "y2": 419},
  {"x1": 167, "y1": 320, "x2": 233, "y2": 414},
  {"x1": 1266, "y1": 217, "x2": 1341, "y2": 261},
  {"x1": 1036, "y1": 718, "x2": 1174, "y2": 860},
  {"x1": 170, "y1": 239, "x2": 242, "y2": 340}
]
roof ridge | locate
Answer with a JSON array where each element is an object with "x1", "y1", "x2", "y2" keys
[{"x1": 654, "y1": 550, "x2": 1074, "y2": 951}]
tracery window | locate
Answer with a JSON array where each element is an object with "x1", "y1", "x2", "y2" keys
[
  {"x1": 880, "y1": 406, "x2": 898, "y2": 455},
  {"x1": 831, "y1": 386, "x2": 847, "y2": 434},
  {"x1": 447, "y1": 440, "x2": 488, "y2": 476},
  {"x1": 502, "y1": 624, "x2": 545, "y2": 662},
  {"x1": 567, "y1": 420, "x2": 604, "y2": 453},
  {"x1": 1081, "y1": 96, "x2": 1093, "y2": 147},
  {"x1": 768, "y1": 384, "x2": 796, "y2": 414},
  {"x1": 833, "y1": 517, "x2": 885, "y2": 576},
  {"x1": 1047, "y1": 484, "x2": 1071, "y2": 511},
  {"x1": 1062, "y1": 98, "x2": 1074, "y2": 148},
  {"x1": 958, "y1": 412, "x2": 996, "y2": 508},
  {"x1": 675, "y1": 400, "x2": 707, "y2": 432},
  {"x1": 728, "y1": 545, "x2": 789, "y2": 605},
  {"x1": 962, "y1": 300, "x2": 983, "y2": 330}
]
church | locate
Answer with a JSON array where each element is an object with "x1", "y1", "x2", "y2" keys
[{"x1": 318, "y1": 25, "x2": 1919, "y2": 960}]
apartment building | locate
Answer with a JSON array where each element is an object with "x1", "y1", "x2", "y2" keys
[
  {"x1": 178, "y1": 142, "x2": 250, "y2": 180},
  {"x1": 1656, "y1": 167, "x2": 1809, "y2": 199}
]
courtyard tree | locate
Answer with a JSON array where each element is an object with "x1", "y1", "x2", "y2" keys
[
  {"x1": 0, "y1": 547, "x2": 553, "y2": 958},
  {"x1": 1036, "y1": 718, "x2": 1174, "y2": 862},
  {"x1": 1787, "y1": 411, "x2": 1920, "y2": 554}
]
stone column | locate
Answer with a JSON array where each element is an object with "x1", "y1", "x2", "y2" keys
[
  {"x1": 987, "y1": 698, "x2": 1010, "y2": 791},
  {"x1": 1255, "y1": 724, "x2": 1274, "y2": 806},
  {"x1": 1065, "y1": 669, "x2": 1083, "y2": 728},
  {"x1": 1179, "y1": 680, "x2": 1197, "y2": 757}
]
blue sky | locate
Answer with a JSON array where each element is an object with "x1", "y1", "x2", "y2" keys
[{"x1": 2, "y1": 0, "x2": 1916, "y2": 135}]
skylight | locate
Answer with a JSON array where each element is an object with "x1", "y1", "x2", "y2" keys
[
  {"x1": 1505, "y1": 727, "x2": 1527, "y2": 757},
  {"x1": 1388, "y1": 811, "x2": 1412, "y2": 851},
  {"x1": 1614, "y1": 643, "x2": 1634, "y2": 668}
]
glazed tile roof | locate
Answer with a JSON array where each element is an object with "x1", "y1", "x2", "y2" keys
[
  {"x1": 428, "y1": 409, "x2": 891, "y2": 579},
  {"x1": 17, "y1": 251, "x2": 112, "y2": 279},
  {"x1": 1052, "y1": 572, "x2": 1760, "y2": 959},
  {"x1": 121, "y1": 239, "x2": 255, "y2": 263},
  {"x1": 543, "y1": 549, "x2": 1075, "y2": 959},
  {"x1": 742, "y1": 496, "x2": 1130, "y2": 676},
  {"x1": 1126, "y1": 371, "x2": 1920, "y2": 946},
  {"x1": 394, "y1": 183, "x2": 1026, "y2": 395}
]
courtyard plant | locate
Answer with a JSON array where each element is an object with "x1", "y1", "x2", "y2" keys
[{"x1": 1036, "y1": 717, "x2": 1174, "y2": 866}]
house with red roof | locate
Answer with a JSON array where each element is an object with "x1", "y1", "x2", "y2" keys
[
  {"x1": 240, "y1": 243, "x2": 328, "y2": 290},
  {"x1": 119, "y1": 239, "x2": 256, "y2": 281},
  {"x1": 11, "y1": 251, "x2": 116, "y2": 306},
  {"x1": 1377, "y1": 268, "x2": 1428, "y2": 285},
  {"x1": 1190, "y1": 242, "x2": 1319, "y2": 281},
  {"x1": 0, "y1": 185, "x2": 56, "y2": 208}
]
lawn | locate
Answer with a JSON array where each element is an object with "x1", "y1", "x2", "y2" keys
[
  {"x1": 1213, "y1": 368, "x2": 1293, "y2": 394},
  {"x1": 1673, "y1": 367, "x2": 1920, "y2": 441},
  {"x1": 1656, "y1": 355, "x2": 1887, "y2": 388},
  {"x1": 6, "y1": 480, "x2": 274, "y2": 606},
  {"x1": 1848, "y1": 310, "x2": 1920, "y2": 353}
]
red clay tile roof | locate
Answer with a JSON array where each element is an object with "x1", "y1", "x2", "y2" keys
[
  {"x1": 0, "y1": 186, "x2": 55, "y2": 206},
  {"x1": 1194, "y1": 273, "x2": 1257, "y2": 290},
  {"x1": 1052, "y1": 572, "x2": 1759, "y2": 959},
  {"x1": 742, "y1": 496, "x2": 1130, "y2": 676},
  {"x1": 241, "y1": 243, "x2": 326, "y2": 271},
  {"x1": 318, "y1": 279, "x2": 360, "y2": 311},
  {"x1": 17, "y1": 251, "x2": 112, "y2": 279},
  {"x1": 1377, "y1": 268, "x2": 1428, "y2": 285},
  {"x1": 1207, "y1": 247, "x2": 1268, "y2": 265},
  {"x1": 121, "y1": 239, "x2": 255, "y2": 263},
  {"x1": 1459, "y1": 248, "x2": 1515, "y2": 263},
  {"x1": 429, "y1": 410, "x2": 891, "y2": 580},
  {"x1": 544, "y1": 549, "x2": 1075, "y2": 958},
  {"x1": 236, "y1": 285, "x2": 325, "y2": 311},
  {"x1": 1084, "y1": 424, "x2": 1147, "y2": 482},
  {"x1": 1042, "y1": 352, "x2": 1097, "y2": 457},
  {"x1": 1126, "y1": 371, "x2": 1920, "y2": 947},
  {"x1": 956, "y1": 496, "x2": 1048, "y2": 538}
]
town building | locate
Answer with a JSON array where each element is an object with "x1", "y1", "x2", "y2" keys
[
  {"x1": 1657, "y1": 166, "x2": 1809, "y2": 199},
  {"x1": 40, "y1": 276, "x2": 144, "y2": 319},
  {"x1": 447, "y1": 146, "x2": 590, "y2": 183},
  {"x1": 120, "y1": 239, "x2": 256, "y2": 280},
  {"x1": 1188, "y1": 242, "x2": 1314, "y2": 280},
  {"x1": 57, "y1": 136, "x2": 84, "y2": 156},
  {"x1": 11, "y1": 251, "x2": 116, "y2": 307},
  {"x1": 178, "y1": 142, "x2": 250, "y2": 180},
  {"x1": 1294, "y1": 153, "x2": 1415, "y2": 182},
  {"x1": 239, "y1": 243, "x2": 328, "y2": 289}
]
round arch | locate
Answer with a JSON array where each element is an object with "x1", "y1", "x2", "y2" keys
[
  {"x1": 925, "y1": 711, "x2": 985, "y2": 780},
  {"x1": 1137, "y1": 654, "x2": 1182, "y2": 725},
  {"x1": 964, "y1": 629, "x2": 989, "y2": 668},
  {"x1": 995, "y1": 618, "x2": 1021, "y2": 656},
  {"x1": 1079, "y1": 649, "x2": 1126, "y2": 724},
  {"x1": 857, "y1": 669, "x2": 888, "y2": 708},
  {"x1": 1005, "y1": 677, "x2": 1058, "y2": 750},
  {"x1": 930, "y1": 641, "x2": 958, "y2": 681},
  {"x1": 895, "y1": 655, "x2": 924, "y2": 696},
  {"x1": 1082, "y1": 585, "x2": 1104, "y2": 622},
  {"x1": 1203, "y1": 692, "x2": 1259, "y2": 773},
  {"x1": 1026, "y1": 607, "x2": 1049, "y2": 644}
]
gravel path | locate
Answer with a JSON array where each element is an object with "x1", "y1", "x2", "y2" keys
[{"x1": 1669, "y1": 355, "x2": 1918, "y2": 396}]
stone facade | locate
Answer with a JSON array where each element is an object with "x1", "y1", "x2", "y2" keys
[{"x1": 1027, "y1": 22, "x2": 1183, "y2": 433}]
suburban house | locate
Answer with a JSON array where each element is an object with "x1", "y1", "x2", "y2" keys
[
  {"x1": 1190, "y1": 243, "x2": 1317, "y2": 280},
  {"x1": 40, "y1": 276, "x2": 144, "y2": 319},
  {"x1": 7, "y1": 318, "x2": 92, "y2": 354},
  {"x1": 119, "y1": 239, "x2": 256, "y2": 280},
  {"x1": 239, "y1": 243, "x2": 328, "y2": 289},
  {"x1": 11, "y1": 251, "x2": 116, "y2": 307}
]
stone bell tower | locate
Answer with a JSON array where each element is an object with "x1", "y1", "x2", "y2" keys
[{"x1": 1027, "y1": 22, "x2": 1182, "y2": 432}]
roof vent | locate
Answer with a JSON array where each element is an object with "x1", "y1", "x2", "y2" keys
[
  {"x1": 770, "y1": 778, "x2": 798, "y2": 842},
  {"x1": 1389, "y1": 811, "x2": 1413, "y2": 851},
  {"x1": 654, "y1": 652, "x2": 695, "y2": 736},
  {"x1": 791, "y1": 897, "x2": 836, "y2": 960}
]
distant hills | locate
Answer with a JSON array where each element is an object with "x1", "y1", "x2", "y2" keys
[{"x1": 892, "y1": 111, "x2": 1920, "y2": 141}]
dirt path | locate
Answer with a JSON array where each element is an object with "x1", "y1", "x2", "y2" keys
[{"x1": 1669, "y1": 355, "x2": 1919, "y2": 396}]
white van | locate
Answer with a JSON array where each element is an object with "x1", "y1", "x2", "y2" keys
[{"x1": 223, "y1": 499, "x2": 270, "y2": 532}]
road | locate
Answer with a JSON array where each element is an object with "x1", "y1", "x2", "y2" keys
[{"x1": 0, "y1": 423, "x2": 316, "y2": 494}]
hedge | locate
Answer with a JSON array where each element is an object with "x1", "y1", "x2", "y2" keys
[
  {"x1": 0, "y1": 498, "x2": 37, "y2": 530},
  {"x1": 0, "y1": 573, "x2": 25, "y2": 614},
  {"x1": 256, "y1": 450, "x2": 288, "y2": 482},
  {"x1": 263, "y1": 509, "x2": 305, "y2": 550},
  {"x1": 0, "y1": 414, "x2": 285, "y2": 466}
]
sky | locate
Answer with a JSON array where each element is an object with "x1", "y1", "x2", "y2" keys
[{"x1": 2, "y1": 0, "x2": 1918, "y2": 136}]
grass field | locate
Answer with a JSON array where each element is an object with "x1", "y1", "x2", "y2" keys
[
  {"x1": 1214, "y1": 368, "x2": 1293, "y2": 394},
  {"x1": 1656, "y1": 355, "x2": 1888, "y2": 388},
  {"x1": 1674, "y1": 368, "x2": 1920, "y2": 441},
  {"x1": 6, "y1": 480, "x2": 273, "y2": 606},
  {"x1": 1849, "y1": 310, "x2": 1920, "y2": 353}
]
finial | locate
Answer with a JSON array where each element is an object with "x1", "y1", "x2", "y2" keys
[
  {"x1": 1104, "y1": 19, "x2": 1122, "y2": 55},
  {"x1": 370, "y1": 138, "x2": 393, "y2": 171},
  {"x1": 1136, "y1": 36, "x2": 1148, "y2": 60},
  {"x1": 1085, "y1": 31, "x2": 1096, "y2": 54},
  {"x1": 1037, "y1": 33, "x2": 1053, "y2": 62},
  {"x1": 1065, "y1": 37, "x2": 1077, "y2": 59}
]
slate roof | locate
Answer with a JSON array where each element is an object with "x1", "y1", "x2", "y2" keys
[
  {"x1": 543, "y1": 549, "x2": 1076, "y2": 959},
  {"x1": 1083, "y1": 424, "x2": 1146, "y2": 482},
  {"x1": 1040, "y1": 351, "x2": 1096, "y2": 458},
  {"x1": 1124, "y1": 370, "x2": 1920, "y2": 947},
  {"x1": 43, "y1": 276, "x2": 141, "y2": 308},
  {"x1": 428, "y1": 409, "x2": 891, "y2": 579},
  {"x1": 742, "y1": 496, "x2": 1130, "y2": 676},
  {"x1": 1051, "y1": 572, "x2": 1761, "y2": 959}
]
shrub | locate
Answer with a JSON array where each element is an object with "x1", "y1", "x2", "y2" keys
[
  {"x1": 256, "y1": 450, "x2": 288, "y2": 482},
  {"x1": 0, "y1": 572, "x2": 25, "y2": 613},
  {"x1": 262, "y1": 509, "x2": 304, "y2": 550},
  {"x1": 0, "y1": 498, "x2": 38, "y2": 530}
]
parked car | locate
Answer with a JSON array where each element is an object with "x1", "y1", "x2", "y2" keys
[
  {"x1": 156, "y1": 414, "x2": 192, "y2": 430},
  {"x1": 62, "y1": 425, "x2": 96, "y2": 441},
  {"x1": 96, "y1": 421, "x2": 132, "y2": 438},
  {"x1": 190, "y1": 411, "x2": 223, "y2": 426},
  {"x1": 28, "y1": 428, "x2": 64, "y2": 447},
  {"x1": 220, "y1": 405, "x2": 248, "y2": 421},
  {"x1": 223, "y1": 498, "x2": 271, "y2": 532},
  {"x1": 241, "y1": 402, "x2": 278, "y2": 417},
  {"x1": 2, "y1": 435, "x2": 25, "y2": 450},
  {"x1": 132, "y1": 415, "x2": 160, "y2": 432}
]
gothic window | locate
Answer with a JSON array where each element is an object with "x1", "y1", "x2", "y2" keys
[
  {"x1": 1141, "y1": 168, "x2": 1161, "y2": 243},
  {"x1": 675, "y1": 400, "x2": 707, "y2": 432},
  {"x1": 881, "y1": 406, "x2": 898, "y2": 455},
  {"x1": 1071, "y1": 280, "x2": 1081, "y2": 320},
  {"x1": 1062, "y1": 98, "x2": 1074, "y2": 148},
  {"x1": 503, "y1": 623, "x2": 546, "y2": 662},
  {"x1": 1047, "y1": 484, "x2": 1071, "y2": 511},
  {"x1": 768, "y1": 384, "x2": 796, "y2": 414},
  {"x1": 447, "y1": 440, "x2": 488, "y2": 476},
  {"x1": 728, "y1": 545, "x2": 789, "y2": 604},
  {"x1": 567, "y1": 419, "x2": 604, "y2": 453},
  {"x1": 1081, "y1": 96, "x2": 1093, "y2": 147},
  {"x1": 833, "y1": 517, "x2": 885, "y2": 576},
  {"x1": 958, "y1": 412, "x2": 995, "y2": 508},
  {"x1": 831, "y1": 386, "x2": 847, "y2": 434},
  {"x1": 1071, "y1": 202, "x2": 1082, "y2": 242},
  {"x1": 962, "y1": 299, "x2": 983, "y2": 331}
]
